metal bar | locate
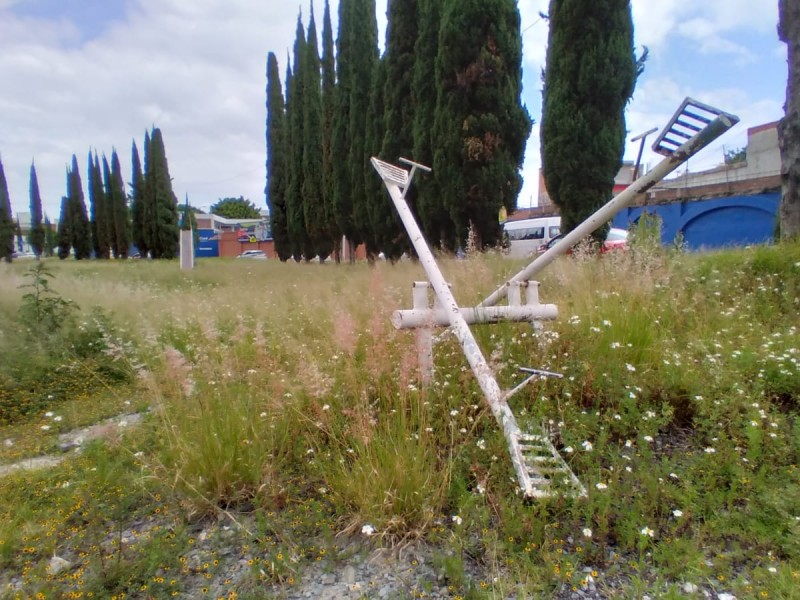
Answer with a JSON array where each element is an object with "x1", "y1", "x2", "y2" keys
[
  {"x1": 412, "y1": 282, "x2": 434, "y2": 385},
  {"x1": 479, "y1": 111, "x2": 739, "y2": 308},
  {"x1": 371, "y1": 157, "x2": 537, "y2": 495},
  {"x1": 675, "y1": 119, "x2": 702, "y2": 132},
  {"x1": 392, "y1": 304, "x2": 558, "y2": 329}
]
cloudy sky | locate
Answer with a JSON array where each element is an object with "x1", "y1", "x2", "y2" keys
[{"x1": 0, "y1": 0, "x2": 786, "y2": 221}]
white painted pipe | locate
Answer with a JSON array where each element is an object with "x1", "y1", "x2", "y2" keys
[{"x1": 392, "y1": 304, "x2": 558, "y2": 329}]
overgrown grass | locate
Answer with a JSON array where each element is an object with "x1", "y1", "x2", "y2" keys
[{"x1": 0, "y1": 244, "x2": 798, "y2": 598}]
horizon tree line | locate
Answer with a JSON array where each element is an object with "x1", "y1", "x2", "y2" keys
[
  {"x1": 0, "y1": 126, "x2": 180, "y2": 261},
  {"x1": 266, "y1": 0, "x2": 532, "y2": 263}
]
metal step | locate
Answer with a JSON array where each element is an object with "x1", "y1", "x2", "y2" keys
[{"x1": 511, "y1": 432, "x2": 586, "y2": 498}]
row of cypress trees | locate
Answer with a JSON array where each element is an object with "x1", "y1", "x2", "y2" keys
[
  {"x1": 266, "y1": 0, "x2": 532, "y2": 262},
  {"x1": 0, "y1": 126, "x2": 179, "y2": 262}
]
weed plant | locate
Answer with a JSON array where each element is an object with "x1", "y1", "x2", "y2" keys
[{"x1": 0, "y1": 244, "x2": 798, "y2": 597}]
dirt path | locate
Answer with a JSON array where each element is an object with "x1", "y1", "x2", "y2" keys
[{"x1": 0, "y1": 412, "x2": 143, "y2": 478}]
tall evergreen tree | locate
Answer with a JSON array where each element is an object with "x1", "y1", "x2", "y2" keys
[
  {"x1": 67, "y1": 156, "x2": 92, "y2": 260},
  {"x1": 364, "y1": 57, "x2": 393, "y2": 258},
  {"x1": 0, "y1": 156, "x2": 13, "y2": 263},
  {"x1": 286, "y1": 13, "x2": 310, "y2": 260},
  {"x1": 348, "y1": 0, "x2": 379, "y2": 256},
  {"x1": 371, "y1": 0, "x2": 420, "y2": 259},
  {"x1": 433, "y1": 0, "x2": 532, "y2": 251},
  {"x1": 130, "y1": 140, "x2": 148, "y2": 257},
  {"x1": 106, "y1": 151, "x2": 131, "y2": 258},
  {"x1": 266, "y1": 52, "x2": 292, "y2": 261},
  {"x1": 541, "y1": 0, "x2": 640, "y2": 236},
  {"x1": 88, "y1": 151, "x2": 111, "y2": 259},
  {"x1": 331, "y1": 0, "x2": 357, "y2": 260},
  {"x1": 28, "y1": 162, "x2": 46, "y2": 258},
  {"x1": 302, "y1": 5, "x2": 333, "y2": 262},
  {"x1": 43, "y1": 215, "x2": 56, "y2": 257},
  {"x1": 56, "y1": 196, "x2": 72, "y2": 260},
  {"x1": 321, "y1": 0, "x2": 340, "y2": 257},
  {"x1": 411, "y1": 0, "x2": 447, "y2": 246},
  {"x1": 146, "y1": 128, "x2": 179, "y2": 259}
]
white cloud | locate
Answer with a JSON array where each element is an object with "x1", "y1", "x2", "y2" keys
[{"x1": 0, "y1": 0, "x2": 785, "y2": 221}]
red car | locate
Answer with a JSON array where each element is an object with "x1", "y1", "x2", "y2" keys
[{"x1": 537, "y1": 227, "x2": 629, "y2": 254}]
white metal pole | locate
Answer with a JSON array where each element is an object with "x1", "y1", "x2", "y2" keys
[
  {"x1": 412, "y1": 281, "x2": 434, "y2": 385},
  {"x1": 480, "y1": 114, "x2": 738, "y2": 308}
]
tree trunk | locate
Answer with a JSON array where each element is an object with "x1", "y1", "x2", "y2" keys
[{"x1": 779, "y1": 0, "x2": 800, "y2": 240}]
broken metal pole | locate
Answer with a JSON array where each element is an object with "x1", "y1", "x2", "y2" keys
[{"x1": 480, "y1": 112, "x2": 739, "y2": 308}]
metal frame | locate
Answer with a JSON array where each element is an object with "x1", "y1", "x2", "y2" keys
[{"x1": 370, "y1": 97, "x2": 739, "y2": 499}]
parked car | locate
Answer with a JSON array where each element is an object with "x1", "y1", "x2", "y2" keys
[
  {"x1": 537, "y1": 227, "x2": 629, "y2": 254},
  {"x1": 236, "y1": 250, "x2": 267, "y2": 260}
]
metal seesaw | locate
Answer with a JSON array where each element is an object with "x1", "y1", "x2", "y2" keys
[{"x1": 371, "y1": 97, "x2": 739, "y2": 499}]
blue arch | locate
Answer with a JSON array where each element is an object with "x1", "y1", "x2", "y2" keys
[{"x1": 611, "y1": 193, "x2": 779, "y2": 250}]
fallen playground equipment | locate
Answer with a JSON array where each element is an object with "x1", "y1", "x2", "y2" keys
[{"x1": 371, "y1": 97, "x2": 739, "y2": 499}]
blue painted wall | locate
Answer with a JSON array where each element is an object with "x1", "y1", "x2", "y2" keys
[{"x1": 611, "y1": 193, "x2": 780, "y2": 250}]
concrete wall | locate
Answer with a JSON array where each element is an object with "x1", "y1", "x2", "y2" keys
[{"x1": 612, "y1": 193, "x2": 779, "y2": 250}]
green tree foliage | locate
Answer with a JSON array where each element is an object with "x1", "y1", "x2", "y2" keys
[
  {"x1": 88, "y1": 151, "x2": 111, "y2": 259},
  {"x1": 28, "y1": 162, "x2": 46, "y2": 258},
  {"x1": 145, "y1": 128, "x2": 179, "y2": 259},
  {"x1": 433, "y1": 0, "x2": 532, "y2": 251},
  {"x1": 541, "y1": 0, "x2": 640, "y2": 236},
  {"x1": 347, "y1": 0, "x2": 379, "y2": 257},
  {"x1": 56, "y1": 196, "x2": 71, "y2": 260},
  {"x1": 130, "y1": 140, "x2": 148, "y2": 257},
  {"x1": 302, "y1": 6, "x2": 333, "y2": 262},
  {"x1": 266, "y1": 52, "x2": 292, "y2": 261},
  {"x1": 286, "y1": 13, "x2": 311, "y2": 260},
  {"x1": 67, "y1": 155, "x2": 92, "y2": 260},
  {"x1": 321, "y1": 0, "x2": 340, "y2": 257},
  {"x1": 0, "y1": 156, "x2": 13, "y2": 263},
  {"x1": 364, "y1": 57, "x2": 394, "y2": 258},
  {"x1": 43, "y1": 216, "x2": 56, "y2": 257},
  {"x1": 412, "y1": 0, "x2": 447, "y2": 246},
  {"x1": 331, "y1": 0, "x2": 357, "y2": 259},
  {"x1": 210, "y1": 196, "x2": 262, "y2": 219},
  {"x1": 372, "y1": 0, "x2": 420, "y2": 259},
  {"x1": 107, "y1": 151, "x2": 131, "y2": 258}
]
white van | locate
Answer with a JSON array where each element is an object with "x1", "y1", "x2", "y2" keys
[{"x1": 503, "y1": 217, "x2": 561, "y2": 258}]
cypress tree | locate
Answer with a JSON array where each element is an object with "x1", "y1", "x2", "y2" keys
[
  {"x1": 28, "y1": 162, "x2": 46, "y2": 258},
  {"x1": 88, "y1": 151, "x2": 110, "y2": 259},
  {"x1": 321, "y1": 0, "x2": 340, "y2": 258},
  {"x1": 541, "y1": 0, "x2": 640, "y2": 236},
  {"x1": 412, "y1": 0, "x2": 447, "y2": 246},
  {"x1": 146, "y1": 128, "x2": 179, "y2": 259},
  {"x1": 130, "y1": 140, "x2": 148, "y2": 258},
  {"x1": 266, "y1": 52, "x2": 292, "y2": 261},
  {"x1": 106, "y1": 151, "x2": 131, "y2": 258},
  {"x1": 68, "y1": 156, "x2": 92, "y2": 260},
  {"x1": 371, "y1": 0, "x2": 421, "y2": 259},
  {"x1": 364, "y1": 57, "x2": 394, "y2": 258},
  {"x1": 0, "y1": 156, "x2": 13, "y2": 263},
  {"x1": 433, "y1": 0, "x2": 532, "y2": 251},
  {"x1": 347, "y1": 0, "x2": 379, "y2": 256},
  {"x1": 302, "y1": 5, "x2": 333, "y2": 262},
  {"x1": 286, "y1": 13, "x2": 310, "y2": 261},
  {"x1": 56, "y1": 196, "x2": 72, "y2": 260},
  {"x1": 331, "y1": 0, "x2": 357, "y2": 260},
  {"x1": 43, "y1": 216, "x2": 56, "y2": 257}
]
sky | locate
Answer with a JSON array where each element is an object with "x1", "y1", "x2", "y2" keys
[{"x1": 0, "y1": 0, "x2": 786, "y2": 221}]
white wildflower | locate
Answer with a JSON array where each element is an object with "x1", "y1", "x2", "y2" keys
[
  {"x1": 640, "y1": 526, "x2": 654, "y2": 537},
  {"x1": 672, "y1": 509, "x2": 683, "y2": 518},
  {"x1": 452, "y1": 515, "x2": 463, "y2": 525},
  {"x1": 704, "y1": 447, "x2": 716, "y2": 454},
  {"x1": 625, "y1": 363, "x2": 636, "y2": 372},
  {"x1": 582, "y1": 527, "x2": 592, "y2": 538},
  {"x1": 581, "y1": 440, "x2": 593, "y2": 452},
  {"x1": 595, "y1": 482, "x2": 607, "y2": 490},
  {"x1": 361, "y1": 524, "x2": 375, "y2": 536}
]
